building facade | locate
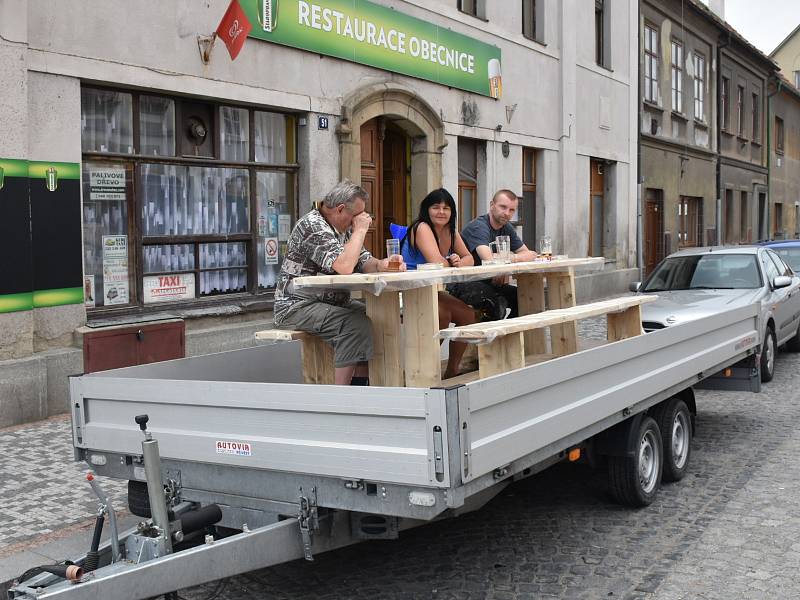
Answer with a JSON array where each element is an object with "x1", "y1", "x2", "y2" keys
[
  {"x1": 768, "y1": 77, "x2": 800, "y2": 239},
  {"x1": 771, "y1": 25, "x2": 800, "y2": 89},
  {"x1": 638, "y1": 0, "x2": 775, "y2": 275},
  {"x1": 639, "y1": 0, "x2": 719, "y2": 274},
  {"x1": 0, "y1": 0, "x2": 638, "y2": 426}
]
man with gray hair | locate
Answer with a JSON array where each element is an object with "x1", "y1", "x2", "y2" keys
[{"x1": 274, "y1": 180, "x2": 405, "y2": 385}]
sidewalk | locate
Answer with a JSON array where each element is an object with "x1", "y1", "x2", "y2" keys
[{"x1": 0, "y1": 415, "x2": 135, "y2": 590}]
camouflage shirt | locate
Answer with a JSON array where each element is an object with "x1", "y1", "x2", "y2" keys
[{"x1": 273, "y1": 209, "x2": 372, "y2": 324}]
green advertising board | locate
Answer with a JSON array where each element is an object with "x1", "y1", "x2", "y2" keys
[{"x1": 243, "y1": 0, "x2": 502, "y2": 98}]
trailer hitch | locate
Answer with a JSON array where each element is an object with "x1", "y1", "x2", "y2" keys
[{"x1": 298, "y1": 486, "x2": 318, "y2": 561}]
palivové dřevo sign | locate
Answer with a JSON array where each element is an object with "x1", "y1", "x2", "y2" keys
[{"x1": 243, "y1": 0, "x2": 502, "y2": 98}]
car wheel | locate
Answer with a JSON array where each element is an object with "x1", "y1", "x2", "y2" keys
[
  {"x1": 760, "y1": 327, "x2": 776, "y2": 383},
  {"x1": 787, "y1": 322, "x2": 800, "y2": 352},
  {"x1": 608, "y1": 416, "x2": 663, "y2": 507},
  {"x1": 652, "y1": 398, "x2": 692, "y2": 483}
]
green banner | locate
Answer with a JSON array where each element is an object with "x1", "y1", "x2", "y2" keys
[
  {"x1": 0, "y1": 293, "x2": 34, "y2": 314},
  {"x1": 244, "y1": 0, "x2": 502, "y2": 98},
  {"x1": 33, "y1": 287, "x2": 84, "y2": 309}
]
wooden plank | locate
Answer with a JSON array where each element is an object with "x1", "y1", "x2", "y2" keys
[
  {"x1": 291, "y1": 257, "x2": 605, "y2": 292},
  {"x1": 516, "y1": 273, "x2": 547, "y2": 354},
  {"x1": 478, "y1": 332, "x2": 525, "y2": 379},
  {"x1": 366, "y1": 291, "x2": 403, "y2": 387},
  {"x1": 546, "y1": 270, "x2": 578, "y2": 356},
  {"x1": 607, "y1": 305, "x2": 644, "y2": 341},
  {"x1": 440, "y1": 296, "x2": 656, "y2": 341},
  {"x1": 255, "y1": 329, "x2": 309, "y2": 341},
  {"x1": 402, "y1": 285, "x2": 441, "y2": 388}
]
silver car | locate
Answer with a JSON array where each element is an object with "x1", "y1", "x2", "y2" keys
[{"x1": 634, "y1": 246, "x2": 800, "y2": 382}]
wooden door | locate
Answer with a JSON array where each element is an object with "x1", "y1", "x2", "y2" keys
[
  {"x1": 360, "y1": 118, "x2": 382, "y2": 255},
  {"x1": 589, "y1": 159, "x2": 604, "y2": 257},
  {"x1": 382, "y1": 124, "x2": 407, "y2": 245},
  {"x1": 644, "y1": 190, "x2": 664, "y2": 275}
]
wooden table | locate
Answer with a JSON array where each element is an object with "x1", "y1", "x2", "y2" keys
[{"x1": 292, "y1": 257, "x2": 605, "y2": 388}]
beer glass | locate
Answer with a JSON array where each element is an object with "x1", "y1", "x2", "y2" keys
[{"x1": 386, "y1": 238, "x2": 402, "y2": 271}]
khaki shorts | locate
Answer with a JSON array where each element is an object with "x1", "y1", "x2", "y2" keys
[{"x1": 276, "y1": 301, "x2": 373, "y2": 367}]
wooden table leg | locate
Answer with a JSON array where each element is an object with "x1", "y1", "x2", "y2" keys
[
  {"x1": 516, "y1": 273, "x2": 547, "y2": 354},
  {"x1": 607, "y1": 305, "x2": 644, "y2": 341},
  {"x1": 547, "y1": 269, "x2": 578, "y2": 356},
  {"x1": 403, "y1": 285, "x2": 441, "y2": 388},
  {"x1": 301, "y1": 336, "x2": 335, "y2": 385},
  {"x1": 478, "y1": 332, "x2": 525, "y2": 379},
  {"x1": 366, "y1": 291, "x2": 403, "y2": 387}
]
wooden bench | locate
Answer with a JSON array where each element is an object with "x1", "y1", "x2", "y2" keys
[
  {"x1": 439, "y1": 295, "x2": 658, "y2": 379},
  {"x1": 254, "y1": 329, "x2": 334, "y2": 385}
]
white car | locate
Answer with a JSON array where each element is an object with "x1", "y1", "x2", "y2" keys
[{"x1": 633, "y1": 246, "x2": 800, "y2": 382}]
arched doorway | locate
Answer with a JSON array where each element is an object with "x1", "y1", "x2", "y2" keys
[
  {"x1": 360, "y1": 117, "x2": 410, "y2": 254},
  {"x1": 338, "y1": 83, "x2": 446, "y2": 258}
]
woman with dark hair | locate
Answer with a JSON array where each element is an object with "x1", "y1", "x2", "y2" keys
[{"x1": 400, "y1": 188, "x2": 476, "y2": 379}]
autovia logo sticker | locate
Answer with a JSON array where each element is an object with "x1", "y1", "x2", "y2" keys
[
  {"x1": 735, "y1": 335, "x2": 757, "y2": 351},
  {"x1": 215, "y1": 440, "x2": 253, "y2": 456}
]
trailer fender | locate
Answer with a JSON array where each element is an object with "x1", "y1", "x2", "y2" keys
[{"x1": 592, "y1": 413, "x2": 646, "y2": 458}]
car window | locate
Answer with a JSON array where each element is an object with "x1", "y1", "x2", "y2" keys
[
  {"x1": 766, "y1": 249, "x2": 793, "y2": 276},
  {"x1": 762, "y1": 252, "x2": 781, "y2": 284},
  {"x1": 642, "y1": 254, "x2": 761, "y2": 291},
  {"x1": 771, "y1": 247, "x2": 800, "y2": 272}
]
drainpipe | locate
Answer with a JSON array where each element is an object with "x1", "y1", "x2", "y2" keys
[
  {"x1": 716, "y1": 31, "x2": 731, "y2": 244},
  {"x1": 637, "y1": 0, "x2": 644, "y2": 280},
  {"x1": 766, "y1": 75, "x2": 783, "y2": 241}
]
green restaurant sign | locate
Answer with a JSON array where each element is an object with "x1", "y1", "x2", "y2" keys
[{"x1": 244, "y1": 0, "x2": 502, "y2": 98}]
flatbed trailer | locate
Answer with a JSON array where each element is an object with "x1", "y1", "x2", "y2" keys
[{"x1": 9, "y1": 304, "x2": 760, "y2": 599}]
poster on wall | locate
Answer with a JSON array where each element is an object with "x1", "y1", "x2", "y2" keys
[
  {"x1": 102, "y1": 235, "x2": 130, "y2": 305},
  {"x1": 89, "y1": 167, "x2": 126, "y2": 201},
  {"x1": 265, "y1": 238, "x2": 279, "y2": 265},
  {"x1": 83, "y1": 275, "x2": 96, "y2": 308},
  {"x1": 143, "y1": 273, "x2": 196, "y2": 304}
]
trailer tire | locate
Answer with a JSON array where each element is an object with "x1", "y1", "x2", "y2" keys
[
  {"x1": 608, "y1": 416, "x2": 662, "y2": 507},
  {"x1": 128, "y1": 480, "x2": 152, "y2": 518},
  {"x1": 652, "y1": 398, "x2": 692, "y2": 482},
  {"x1": 760, "y1": 327, "x2": 776, "y2": 383}
]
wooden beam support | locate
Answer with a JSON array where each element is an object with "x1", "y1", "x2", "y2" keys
[
  {"x1": 403, "y1": 285, "x2": 442, "y2": 388},
  {"x1": 516, "y1": 272, "x2": 547, "y2": 354},
  {"x1": 478, "y1": 332, "x2": 525, "y2": 379},
  {"x1": 366, "y1": 291, "x2": 403, "y2": 387},
  {"x1": 547, "y1": 270, "x2": 578, "y2": 356},
  {"x1": 607, "y1": 305, "x2": 644, "y2": 341}
]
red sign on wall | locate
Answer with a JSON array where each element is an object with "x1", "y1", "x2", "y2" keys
[{"x1": 216, "y1": 0, "x2": 252, "y2": 60}]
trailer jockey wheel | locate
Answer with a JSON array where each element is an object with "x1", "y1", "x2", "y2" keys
[
  {"x1": 127, "y1": 480, "x2": 152, "y2": 518},
  {"x1": 608, "y1": 416, "x2": 663, "y2": 507}
]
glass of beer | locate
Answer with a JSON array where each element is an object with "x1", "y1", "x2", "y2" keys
[
  {"x1": 539, "y1": 236, "x2": 553, "y2": 260},
  {"x1": 386, "y1": 238, "x2": 402, "y2": 271}
]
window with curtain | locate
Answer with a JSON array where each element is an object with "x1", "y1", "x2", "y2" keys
[
  {"x1": 671, "y1": 41, "x2": 683, "y2": 114},
  {"x1": 644, "y1": 25, "x2": 659, "y2": 103},
  {"x1": 693, "y1": 53, "x2": 705, "y2": 121},
  {"x1": 80, "y1": 86, "x2": 298, "y2": 313}
]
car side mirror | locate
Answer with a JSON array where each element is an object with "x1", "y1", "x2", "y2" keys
[
  {"x1": 629, "y1": 281, "x2": 642, "y2": 292},
  {"x1": 773, "y1": 275, "x2": 792, "y2": 289}
]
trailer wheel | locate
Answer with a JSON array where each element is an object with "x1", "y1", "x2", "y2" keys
[
  {"x1": 652, "y1": 398, "x2": 692, "y2": 482},
  {"x1": 128, "y1": 480, "x2": 151, "y2": 518},
  {"x1": 608, "y1": 416, "x2": 662, "y2": 507},
  {"x1": 760, "y1": 327, "x2": 776, "y2": 382}
]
